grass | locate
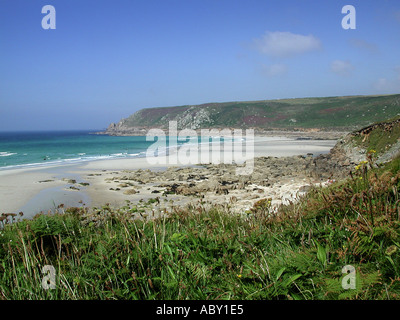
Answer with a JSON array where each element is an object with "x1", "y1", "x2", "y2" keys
[
  {"x1": 122, "y1": 94, "x2": 400, "y2": 130},
  {"x1": 0, "y1": 153, "x2": 400, "y2": 299},
  {"x1": 351, "y1": 117, "x2": 400, "y2": 156}
]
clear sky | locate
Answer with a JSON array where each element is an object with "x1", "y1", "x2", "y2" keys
[{"x1": 1, "y1": 0, "x2": 400, "y2": 131}]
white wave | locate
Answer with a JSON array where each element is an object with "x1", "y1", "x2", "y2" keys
[
  {"x1": 0, "y1": 152, "x2": 17, "y2": 157},
  {"x1": 110, "y1": 153, "x2": 126, "y2": 157},
  {"x1": 0, "y1": 151, "x2": 145, "y2": 171}
]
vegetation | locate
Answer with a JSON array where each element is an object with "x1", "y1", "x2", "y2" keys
[
  {"x1": 351, "y1": 116, "x2": 400, "y2": 156},
  {"x1": 115, "y1": 94, "x2": 400, "y2": 131},
  {"x1": 1, "y1": 150, "x2": 400, "y2": 300}
]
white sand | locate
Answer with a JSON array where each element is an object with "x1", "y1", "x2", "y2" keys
[
  {"x1": 0, "y1": 164, "x2": 91, "y2": 219},
  {"x1": 0, "y1": 167, "x2": 64, "y2": 213},
  {"x1": 0, "y1": 137, "x2": 337, "y2": 219}
]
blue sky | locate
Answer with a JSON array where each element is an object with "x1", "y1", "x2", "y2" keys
[{"x1": 1, "y1": 0, "x2": 400, "y2": 131}]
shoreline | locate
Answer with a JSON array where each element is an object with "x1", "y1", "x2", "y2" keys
[
  {"x1": 0, "y1": 134, "x2": 332, "y2": 173},
  {"x1": 0, "y1": 136, "x2": 339, "y2": 220}
]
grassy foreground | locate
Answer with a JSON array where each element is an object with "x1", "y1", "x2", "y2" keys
[{"x1": 1, "y1": 154, "x2": 400, "y2": 300}]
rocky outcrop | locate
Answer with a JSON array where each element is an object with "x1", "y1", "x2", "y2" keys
[
  {"x1": 138, "y1": 154, "x2": 348, "y2": 197},
  {"x1": 93, "y1": 150, "x2": 354, "y2": 215},
  {"x1": 330, "y1": 117, "x2": 400, "y2": 165},
  {"x1": 100, "y1": 121, "x2": 148, "y2": 136},
  {"x1": 352, "y1": 117, "x2": 400, "y2": 136}
]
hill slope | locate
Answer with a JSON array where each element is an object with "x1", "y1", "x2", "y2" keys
[
  {"x1": 331, "y1": 115, "x2": 400, "y2": 165},
  {"x1": 103, "y1": 94, "x2": 400, "y2": 135}
]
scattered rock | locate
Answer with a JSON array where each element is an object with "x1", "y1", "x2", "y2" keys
[
  {"x1": 123, "y1": 188, "x2": 137, "y2": 195},
  {"x1": 96, "y1": 138, "x2": 366, "y2": 214},
  {"x1": 63, "y1": 179, "x2": 77, "y2": 184}
]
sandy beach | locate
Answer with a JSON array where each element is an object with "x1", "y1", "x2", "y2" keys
[{"x1": 0, "y1": 136, "x2": 339, "y2": 220}]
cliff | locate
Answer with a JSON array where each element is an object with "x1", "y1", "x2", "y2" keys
[
  {"x1": 331, "y1": 115, "x2": 400, "y2": 164},
  {"x1": 99, "y1": 94, "x2": 400, "y2": 136}
]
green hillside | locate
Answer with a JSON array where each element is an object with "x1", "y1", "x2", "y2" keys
[{"x1": 107, "y1": 94, "x2": 400, "y2": 133}]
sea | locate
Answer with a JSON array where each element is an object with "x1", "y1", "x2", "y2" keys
[
  {"x1": 0, "y1": 130, "x2": 233, "y2": 170},
  {"x1": 0, "y1": 130, "x2": 162, "y2": 170}
]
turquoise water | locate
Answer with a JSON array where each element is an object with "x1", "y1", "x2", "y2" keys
[{"x1": 0, "y1": 131, "x2": 159, "y2": 169}]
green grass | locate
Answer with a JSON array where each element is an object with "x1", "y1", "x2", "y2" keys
[
  {"x1": 351, "y1": 119, "x2": 400, "y2": 156},
  {"x1": 120, "y1": 94, "x2": 400, "y2": 130},
  {"x1": 1, "y1": 153, "x2": 400, "y2": 300}
]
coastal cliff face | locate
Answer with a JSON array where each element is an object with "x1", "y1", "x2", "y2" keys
[
  {"x1": 102, "y1": 105, "x2": 215, "y2": 136},
  {"x1": 331, "y1": 116, "x2": 400, "y2": 164},
  {"x1": 99, "y1": 94, "x2": 400, "y2": 136},
  {"x1": 103, "y1": 121, "x2": 148, "y2": 136}
]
